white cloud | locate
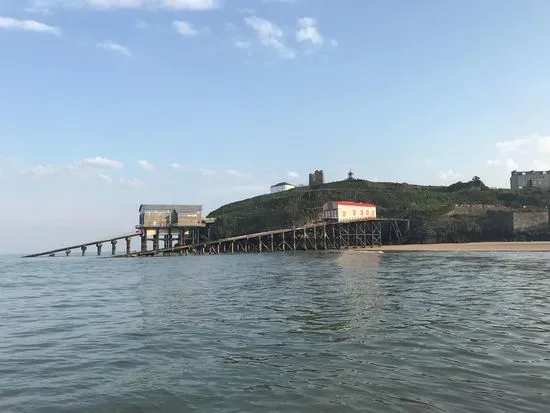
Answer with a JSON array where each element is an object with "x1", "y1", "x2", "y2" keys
[
  {"x1": 287, "y1": 171, "x2": 299, "y2": 178},
  {"x1": 138, "y1": 160, "x2": 155, "y2": 171},
  {"x1": 489, "y1": 134, "x2": 550, "y2": 172},
  {"x1": 244, "y1": 16, "x2": 295, "y2": 59},
  {"x1": 296, "y1": 17, "x2": 323, "y2": 45},
  {"x1": 119, "y1": 177, "x2": 143, "y2": 188},
  {"x1": 169, "y1": 162, "x2": 187, "y2": 169},
  {"x1": 262, "y1": 0, "x2": 297, "y2": 3},
  {"x1": 226, "y1": 169, "x2": 252, "y2": 178},
  {"x1": 21, "y1": 164, "x2": 57, "y2": 177},
  {"x1": 487, "y1": 159, "x2": 519, "y2": 170},
  {"x1": 199, "y1": 168, "x2": 216, "y2": 176},
  {"x1": 233, "y1": 38, "x2": 251, "y2": 50},
  {"x1": 96, "y1": 40, "x2": 132, "y2": 57},
  {"x1": 0, "y1": 16, "x2": 60, "y2": 35},
  {"x1": 24, "y1": 6, "x2": 54, "y2": 14},
  {"x1": 97, "y1": 173, "x2": 113, "y2": 182},
  {"x1": 156, "y1": 0, "x2": 218, "y2": 9},
  {"x1": 437, "y1": 170, "x2": 464, "y2": 184},
  {"x1": 12, "y1": 156, "x2": 124, "y2": 177},
  {"x1": 78, "y1": 156, "x2": 124, "y2": 169},
  {"x1": 496, "y1": 134, "x2": 550, "y2": 157},
  {"x1": 30, "y1": 0, "x2": 219, "y2": 11},
  {"x1": 173, "y1": 20, "x2": 199, "y2": 36}
]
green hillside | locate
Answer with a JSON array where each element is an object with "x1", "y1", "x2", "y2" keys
[{"x1": 207, "y1": 177, "x2": 550, "y2": 243}]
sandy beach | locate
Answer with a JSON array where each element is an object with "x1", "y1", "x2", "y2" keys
[{"x1": 378, "y1": 241, "x2": 550, "y2": 252}]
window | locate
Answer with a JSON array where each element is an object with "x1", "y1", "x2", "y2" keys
[
  {"x1": 342, "y1": 211, "x2": 346, "y2": 217},
  {"x1": 360, "y1": 210, "x2": 364, "y2": 216},
  {"x1": 353, "y1": 210, "x2": 356, "y2": 216}
]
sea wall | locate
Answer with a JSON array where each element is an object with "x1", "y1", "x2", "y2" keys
[{"x1": 512, "y1": 211, "x2": 549, "y2": 232}]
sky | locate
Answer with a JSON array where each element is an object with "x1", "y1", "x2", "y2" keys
[{"x1": 1, "y1": 0, "x2": 550, "y2": 253}]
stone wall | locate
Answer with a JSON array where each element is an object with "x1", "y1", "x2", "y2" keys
[
  {"x1": 512, "y1": 211, "x2": 549, "y2": 232},
  {"x1": 486, "y1": 210, "x2": 514, "y2": 233},
  {"x1": 447, "y1": 204, "x2": 511, "y2": 216}
]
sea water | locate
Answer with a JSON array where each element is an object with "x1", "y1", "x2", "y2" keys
[{"x1": 1, "y1": 251, "x2": 549, "y2": 412}]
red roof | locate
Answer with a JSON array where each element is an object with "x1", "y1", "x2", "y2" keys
[{"x1": 335, "y1": 201, "x2": 376, "y2": 207}]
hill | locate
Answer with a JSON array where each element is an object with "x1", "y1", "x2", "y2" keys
[{"x1": 207, "y1": 177, "x2": 550, "y2": 243}]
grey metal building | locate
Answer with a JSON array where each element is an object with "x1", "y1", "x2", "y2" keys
[
  {"x1": 510, "y1": 170, "x2": 550, "y2": 190},
  {"x1": 138, "y1": 204, "x2": 204, "y2": 227}
]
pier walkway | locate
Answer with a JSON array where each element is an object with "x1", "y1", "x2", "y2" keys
[
  {"x1": 132, "y1": 218, "x2": 409, "y2": 257},
  {"x1": 23, "y1": 233, "x2": 141, "y2": 258},
  {"x1": 23, "y1": 218, "x2": 409, "y2": 258}
]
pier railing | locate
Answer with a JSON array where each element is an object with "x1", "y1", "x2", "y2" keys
[
  {"x1": 22, "y1": 233, "x2": 141, "y2": 258},
  {"x1": 23, "y1": 218, "x2": 410, "y2": 258},
  {"x1": 133, "y1": 218, "x2": 409, "y2": 257}
]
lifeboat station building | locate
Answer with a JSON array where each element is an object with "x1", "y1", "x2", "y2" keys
[{"x1": 322, "y1": 201, "x2": 377, "y2": 223}]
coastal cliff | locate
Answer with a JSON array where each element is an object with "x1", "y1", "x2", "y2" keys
[{"x1": 207, "y1": 177, "x2": 550, "y2": 244}]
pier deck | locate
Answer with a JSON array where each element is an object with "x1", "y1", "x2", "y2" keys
[
  {"x1": 22, "y1": 233, "x2": 141, "y2": 258},
  {"x1": 132, "y1": 218, "x2": 409, "y2": 257},
  {"x1": 23, "y1": 218, "x2": 409, "y2": 259}
]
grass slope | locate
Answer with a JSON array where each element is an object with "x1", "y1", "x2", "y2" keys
[{"x1": 207, "y1": 178, "x2": 550, "y2": 242}]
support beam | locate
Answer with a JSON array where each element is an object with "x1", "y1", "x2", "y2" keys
[
  {"x1": 111, "y1": 240, "x2": 117, "y2": 255},
  {"x1": 81, "y1": 246, "x2": 87, "y2": 256},
  {"x1": 126, "y1": 237, "x2": 131, "y2": 255},
  {"x1": 96, "y1": 243, "x2": 102, "y2": 256},
  {"x1": 153, "y1": 231, "x2": 159, "y2": 251},
  {"x1": 141, "y1": 235, "x2": 147, "y2": 253}
]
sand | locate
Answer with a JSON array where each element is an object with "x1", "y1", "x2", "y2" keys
[{"x1": 378, "y1": 241, "x2": 550, "y2": 252}]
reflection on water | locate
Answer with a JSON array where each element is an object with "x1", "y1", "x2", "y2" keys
[{"x1": 0, "y1": 251, "x2": 549, "y2": 413}]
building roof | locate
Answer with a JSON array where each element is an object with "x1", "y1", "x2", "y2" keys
[
  {"x1": 335, "y1": 201, "x2": 376, "y2": 207},
  {"x1": 511, "y1": 170, "x2": 550, "y2": 175},
  {"x1": 270, "y1": 182, "x2": 295, "y2": 188},
  {"x1": 139, "y1": 204, "x2": 202, "y2": 214}
]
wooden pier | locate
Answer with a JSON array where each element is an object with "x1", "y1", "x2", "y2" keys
[
  {"x1": 22, "y1": 202, "x2": 410, "y2": 259},
  {"x1": 132, "y1": 218, "x2": 409, "y2": 257},
  {"x1": 22, "y1": 233, "x2": 140, "y2": 258}
]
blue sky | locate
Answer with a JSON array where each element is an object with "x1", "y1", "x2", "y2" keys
[{"x1": 1, "y1": 0, "x2": 550, "y2": 253}]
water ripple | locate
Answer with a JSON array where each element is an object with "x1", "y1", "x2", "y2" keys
[{"x1": 0, "y1": 251, "x2": 549, "y2": 412}]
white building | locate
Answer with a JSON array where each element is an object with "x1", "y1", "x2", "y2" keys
[
  {"x1": 322, "y1": 201, "x2": 377, "y2": 222},
  {"x1": 270, "y1": 182, "x2": 296, "y2": 194}
]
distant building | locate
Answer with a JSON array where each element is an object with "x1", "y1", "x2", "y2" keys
[
  {"x1": 510, "y1": 170, "x2": 550, "y2": 190},
  {"x1": 270, "y1": 182, "x2": 296, "y2": 194},
  {"x1": 322, "y1": 201, "x2": 377, "y2": 223},
  {"x1": 309, "y1": 169, "x2": 324, "y2": 187},
  {"x1": 347, "y1": 169, "x2": 355, "y2": 180},
  {"x1": 139, "y1": 204, "x2": 204, "y2": 227}
]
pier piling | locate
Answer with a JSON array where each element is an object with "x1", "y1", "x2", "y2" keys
[
  {"x1": 22, "y1": 233, "x2": 140, "y2": 258},
  {"x1": 125, "y1": 237, "x2": 131, "y2": 256}
]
